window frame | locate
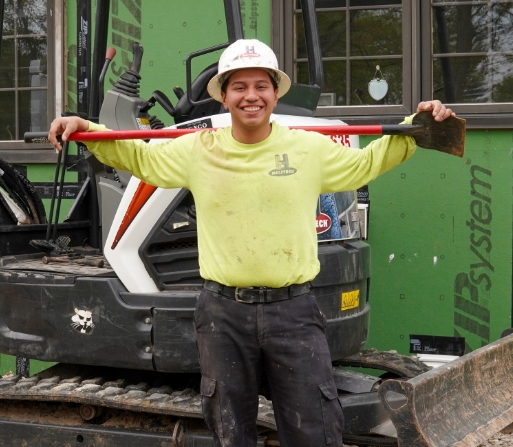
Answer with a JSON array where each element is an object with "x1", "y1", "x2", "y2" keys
[
  {"x1": 420, "y1": 0, "x2": 513, "y2": 128},
  {"x1": 273, "y1": 0, "x2": 513, "y2": 127},
  {"x1": 275, "y1": 0, "x2": 415, "y2": 122},
  {"x1": 0, "y1": 0, "x2": 60, "y2": 163}
]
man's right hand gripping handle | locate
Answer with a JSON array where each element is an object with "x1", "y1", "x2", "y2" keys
[{"x1": 47, "y1": 116, "x2": 90, "y2": 151}]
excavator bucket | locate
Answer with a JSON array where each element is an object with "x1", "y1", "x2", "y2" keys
[{"x1": 378, "y1": 333, "x2": 513, "y2": 447}]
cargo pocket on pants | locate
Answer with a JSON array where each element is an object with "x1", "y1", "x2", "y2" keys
[
  {"x1": 319, "y1": 378, "x2": 344, "y2": 445},
  {"x1": 200, "y1": 376, "x2": 224, "y2": 438}
]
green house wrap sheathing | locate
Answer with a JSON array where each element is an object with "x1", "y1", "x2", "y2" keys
[
  {"x1": 66, "y1": 0, "x2": 271, "y2": 121},
  {"x1": 363, "y1": 130, "x2": 512, "y2": 355}
]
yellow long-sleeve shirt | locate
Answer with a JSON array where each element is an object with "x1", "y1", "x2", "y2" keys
[{"x1": 85, "y1": 118, "x2": 415, "y2": 287}]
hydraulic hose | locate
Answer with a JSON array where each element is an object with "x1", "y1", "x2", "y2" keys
[{"x1": 0, "y1": 158, "x2": 47, "y2": 225}]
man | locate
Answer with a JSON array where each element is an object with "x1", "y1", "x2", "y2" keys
[{"x1": 49, "y1": 39, "x2": 455, "y2": 447}]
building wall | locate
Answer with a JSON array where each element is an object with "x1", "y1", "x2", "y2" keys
[{"x1": 362, "y1": 130, "x2": 512, "y2": 354}]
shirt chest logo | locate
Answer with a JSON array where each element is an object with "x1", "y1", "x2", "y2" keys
[{"x1": 268, "y1": 154, "x2": 297, "y2": 177}]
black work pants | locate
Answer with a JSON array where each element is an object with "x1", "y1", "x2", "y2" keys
[{"x1": 194, "y1": 287, "x2": 344, "y2": 447}]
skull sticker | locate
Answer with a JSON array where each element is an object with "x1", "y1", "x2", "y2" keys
[{"x1": 71, "y1": 308, "x2": 95, "y2": 334}]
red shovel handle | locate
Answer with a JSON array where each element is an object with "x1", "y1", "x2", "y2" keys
[{"x1": 25, "y1": 125, "x2": 394, "y2": 144}]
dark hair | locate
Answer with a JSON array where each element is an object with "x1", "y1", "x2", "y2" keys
[{"x1": 220, "y1": 70, "x2": 279, "y2": 95}]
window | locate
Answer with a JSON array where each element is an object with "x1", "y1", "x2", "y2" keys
[
  {"x1": 0, "y1": 0, "x2": 58, "y2": 159},
  {"x1": 423, "y1": 0, "x2": 513, "y2": 116},
  {"x1": 296, "y1": 0, "x2": 403, "y2": 107},
  {"x1": 275, "y1": 0, "x2": 513, "y2": 125}
]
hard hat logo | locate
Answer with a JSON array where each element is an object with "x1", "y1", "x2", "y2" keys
[
  {"x1": 207, "y1": 39, "x2": 291, "y2": 102},
  {"x1": 242, "y1": 46, "x2": 258, "y2": 57}
]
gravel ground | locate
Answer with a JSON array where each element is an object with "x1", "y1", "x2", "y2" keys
[
  {"x1": 343, "y1": 424, "x2": 513, "y2": 447},
  {"x1": 479, "y1": 425, "x2": 513, "y2": 446},
  {"x1": 480, "y1": 433, "x2": 513, "y2": 446}
]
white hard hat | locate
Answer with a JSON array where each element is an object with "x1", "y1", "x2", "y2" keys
[{"x1": 207, "y1": 39, "x2": 291, "y2": 102}]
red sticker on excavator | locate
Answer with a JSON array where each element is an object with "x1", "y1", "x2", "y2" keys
[{"x1": 316, "y1": 213, "x2": 332, "y2": 234}]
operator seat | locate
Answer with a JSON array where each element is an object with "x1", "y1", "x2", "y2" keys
[{"x1": 173, "y1": 62, "x2": 224, "y2": 124}]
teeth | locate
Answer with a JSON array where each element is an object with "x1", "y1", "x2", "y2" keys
[{"x1": 244, "y1": 107, "x2": 261, "y2": 112}]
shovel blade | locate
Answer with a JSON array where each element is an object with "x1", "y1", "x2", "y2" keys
[
  {"x1": 378, "y1": 333, "x2": 513, "y2": 447},
  {"x1": 411, "y1": 112, "x2": 466, "y2": 158}
]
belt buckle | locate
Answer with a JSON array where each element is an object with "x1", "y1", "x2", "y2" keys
[{"x1": 234, "y1": 287, "x2": 254, "y2": 303}]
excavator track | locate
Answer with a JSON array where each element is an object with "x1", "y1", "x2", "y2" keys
[
  {"x1": 0, "y1": 349, "x2": 429, "y2": 434},
  {"x1": 0, "y1": 363, "x2": 277, "y2": 430},
  {"x1": 336, "y1": 348, "x2": 431, "y2": 378}
]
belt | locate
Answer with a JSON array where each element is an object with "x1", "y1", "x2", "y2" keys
[{"x1": 203, "y1": 280, "x2": 312, "y2": 304}]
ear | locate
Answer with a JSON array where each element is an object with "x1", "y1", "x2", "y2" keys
[{"x1": 221, "y1": 91, "x2": 229, "y2": 111}]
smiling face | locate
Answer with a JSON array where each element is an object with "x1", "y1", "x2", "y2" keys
[{"x1": 220, "y1": 68, "x2": 279, "y2": 144}]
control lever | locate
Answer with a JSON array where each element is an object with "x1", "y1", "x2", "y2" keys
[
  {"x1": 98, "y1": 47, "x2": 116, "y2": 107},
  {"x1": 173, "y1": 86, "x2": 185, "y2": 100},
  {"x1": 141, "y1": 90, "x2": 176, "y2": 118}
]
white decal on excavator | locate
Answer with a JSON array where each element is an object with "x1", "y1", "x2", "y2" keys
[{"x1": 71, "y1": 308, "x2": 95, "y2": 335}]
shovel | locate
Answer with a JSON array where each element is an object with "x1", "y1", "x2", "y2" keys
[{"x1": 25, "y1": 112, "x2": 466, "y2": 157}]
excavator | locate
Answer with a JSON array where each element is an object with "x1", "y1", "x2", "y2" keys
[{"x1": 0, "y1": 1, "x2": 511, "y2": 446}]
